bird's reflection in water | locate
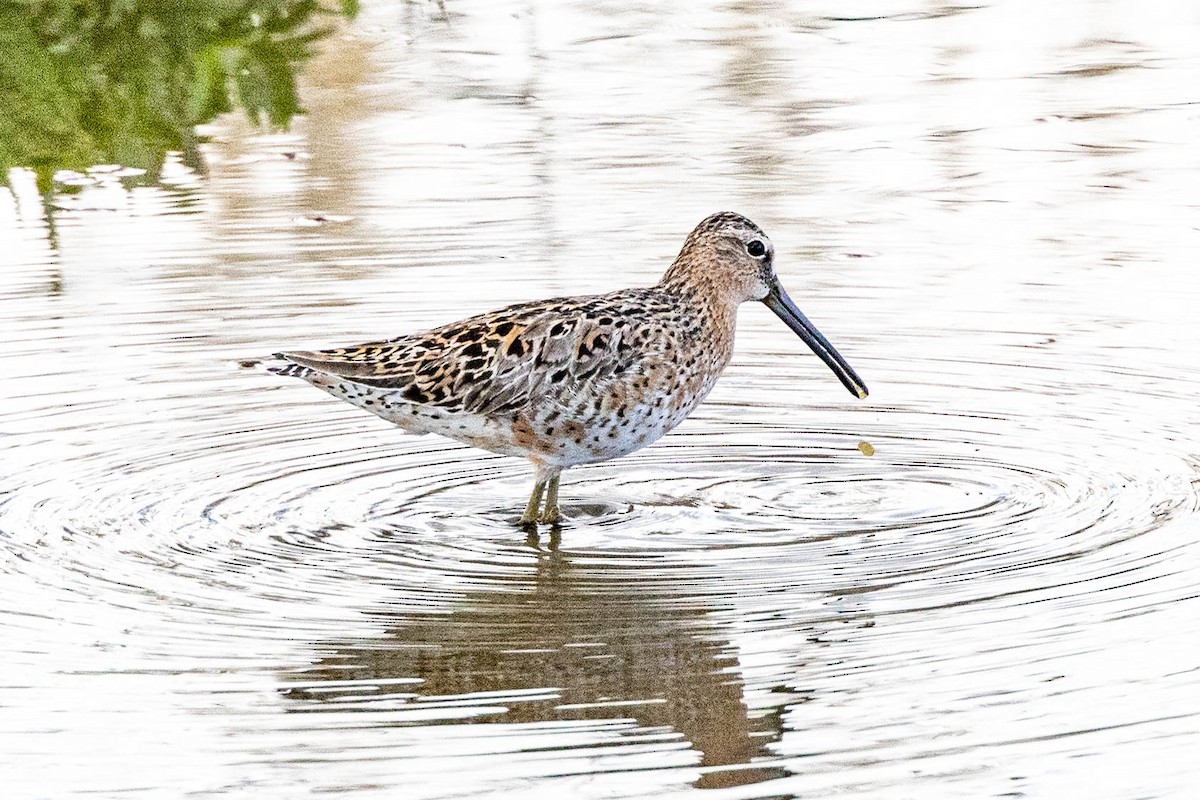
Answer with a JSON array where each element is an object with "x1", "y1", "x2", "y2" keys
[{"x1": 282, "y1": 526, "x2": 790, "y2": 789}]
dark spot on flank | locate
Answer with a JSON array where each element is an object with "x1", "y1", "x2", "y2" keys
[
  {"x1": 598, "y1": 316, "x2": 613, "y2": 325},
  {"x1": 549, "y1": 322, "x2": 568, "y2": 337},
  {"x1": 462, "y1": 342, "x2": 485, "y2": 357},
  {"x1": 550, "y1": 368, "x2": 569, "y2": 384},
  {"x1": 402, "y1": 386, "x2": 429, "y2": 403},
  {"x1": 507, "y1": 339, "x2": 526, "y2": 358},
  {"x1": 577, "y1": 342, "x2": 593, "y2": 358},
  {"x1": 494, "y1": 321, "x2": 515, "y2": 336},
  {"x1": 456, "y1": 329, "x2": 483, "y2": 343},
  {"x1": 465, "y1": 358, "x2": 487, "y2": 371}
]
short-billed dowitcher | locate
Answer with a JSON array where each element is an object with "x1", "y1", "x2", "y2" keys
[{"x1": 271, "y1": 212, "x2": 868, "y2": 525}]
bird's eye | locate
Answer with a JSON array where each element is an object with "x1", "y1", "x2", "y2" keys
[{"x1": 746, "y1": 240, "x2": 767, "y2": 257}]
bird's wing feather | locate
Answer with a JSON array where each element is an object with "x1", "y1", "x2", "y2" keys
[{"x1": 275, "y1": 290, "x2": 666, "y2": 416}]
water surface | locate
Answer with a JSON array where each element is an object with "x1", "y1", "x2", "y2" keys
[{"x1": 2, "y1": 0, "x2": 1200, "y2": 797}]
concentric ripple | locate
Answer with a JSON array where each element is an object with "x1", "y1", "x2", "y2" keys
[
  {"x1": 5, "y1": 330, "x2": 1200, "y2": 800},
  {"x1": 4, "y1": 349, "x2": 1200, "y2": 794}
]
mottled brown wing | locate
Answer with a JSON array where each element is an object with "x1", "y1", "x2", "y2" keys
[{"x1": 275, "y1": 289, "x2": 666, "y2": 417}]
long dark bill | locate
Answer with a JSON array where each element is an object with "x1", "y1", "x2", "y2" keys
[{"x1": 763, "y1": 282, "x2": 869, "y2": 399}]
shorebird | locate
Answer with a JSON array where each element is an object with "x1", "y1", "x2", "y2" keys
[{"x1": 271, "y1": 212, "x2": 868, "y2": 525}]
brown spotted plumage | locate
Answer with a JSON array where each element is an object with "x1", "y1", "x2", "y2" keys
[{"x1": 271, "y1": 212, "x2": 868, "y2": 525}]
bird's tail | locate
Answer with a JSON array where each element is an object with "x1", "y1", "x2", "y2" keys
[
  {"x1": 266, "y1": 353, "x2": 317, "y2": 379},
  {"x1": 237, "y1": 354, "x2": 316, "y2": 380},
  {"x1": 267, "y1": 362, "x2": 316, "y2": 379}
]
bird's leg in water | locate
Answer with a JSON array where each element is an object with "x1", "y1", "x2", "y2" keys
[
  {"x1": 520, "y1": 478, "x2": 548, "y2": 525},
  {"x1": 539, "y1": 473, "x2": 561, "y2": 525}
]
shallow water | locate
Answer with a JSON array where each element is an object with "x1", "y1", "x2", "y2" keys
[{"x1": 3, "y1": 0, "x2": 1200, "y2": 797}]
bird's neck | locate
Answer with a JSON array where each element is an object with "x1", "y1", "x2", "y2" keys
[
  {"x1": 656, "y1": 267, "x2": 738, "y2": 395},
  {"x1": 659, "y1": 260, "x2": 741, "y2": 329}
]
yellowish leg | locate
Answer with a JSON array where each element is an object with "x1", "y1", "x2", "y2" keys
[
  {"x1": 539, "y1": 474, "x2": 561, "y2": 525},
  {"x1": 520, "y1": 478, "x2": 547, "y2": 525}
]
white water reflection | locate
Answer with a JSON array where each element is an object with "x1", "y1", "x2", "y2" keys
[{"x1": 2, "y1": 0, "x2": 1200, "y2": 798}]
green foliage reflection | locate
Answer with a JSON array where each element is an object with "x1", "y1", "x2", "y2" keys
[{"x1": 0, "y1": 0, "x2": 357, "y2": 190}]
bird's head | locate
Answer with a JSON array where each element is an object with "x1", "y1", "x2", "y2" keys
[{"x1": 662, "y1": 212, "x2": 868, "y2": 399}]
